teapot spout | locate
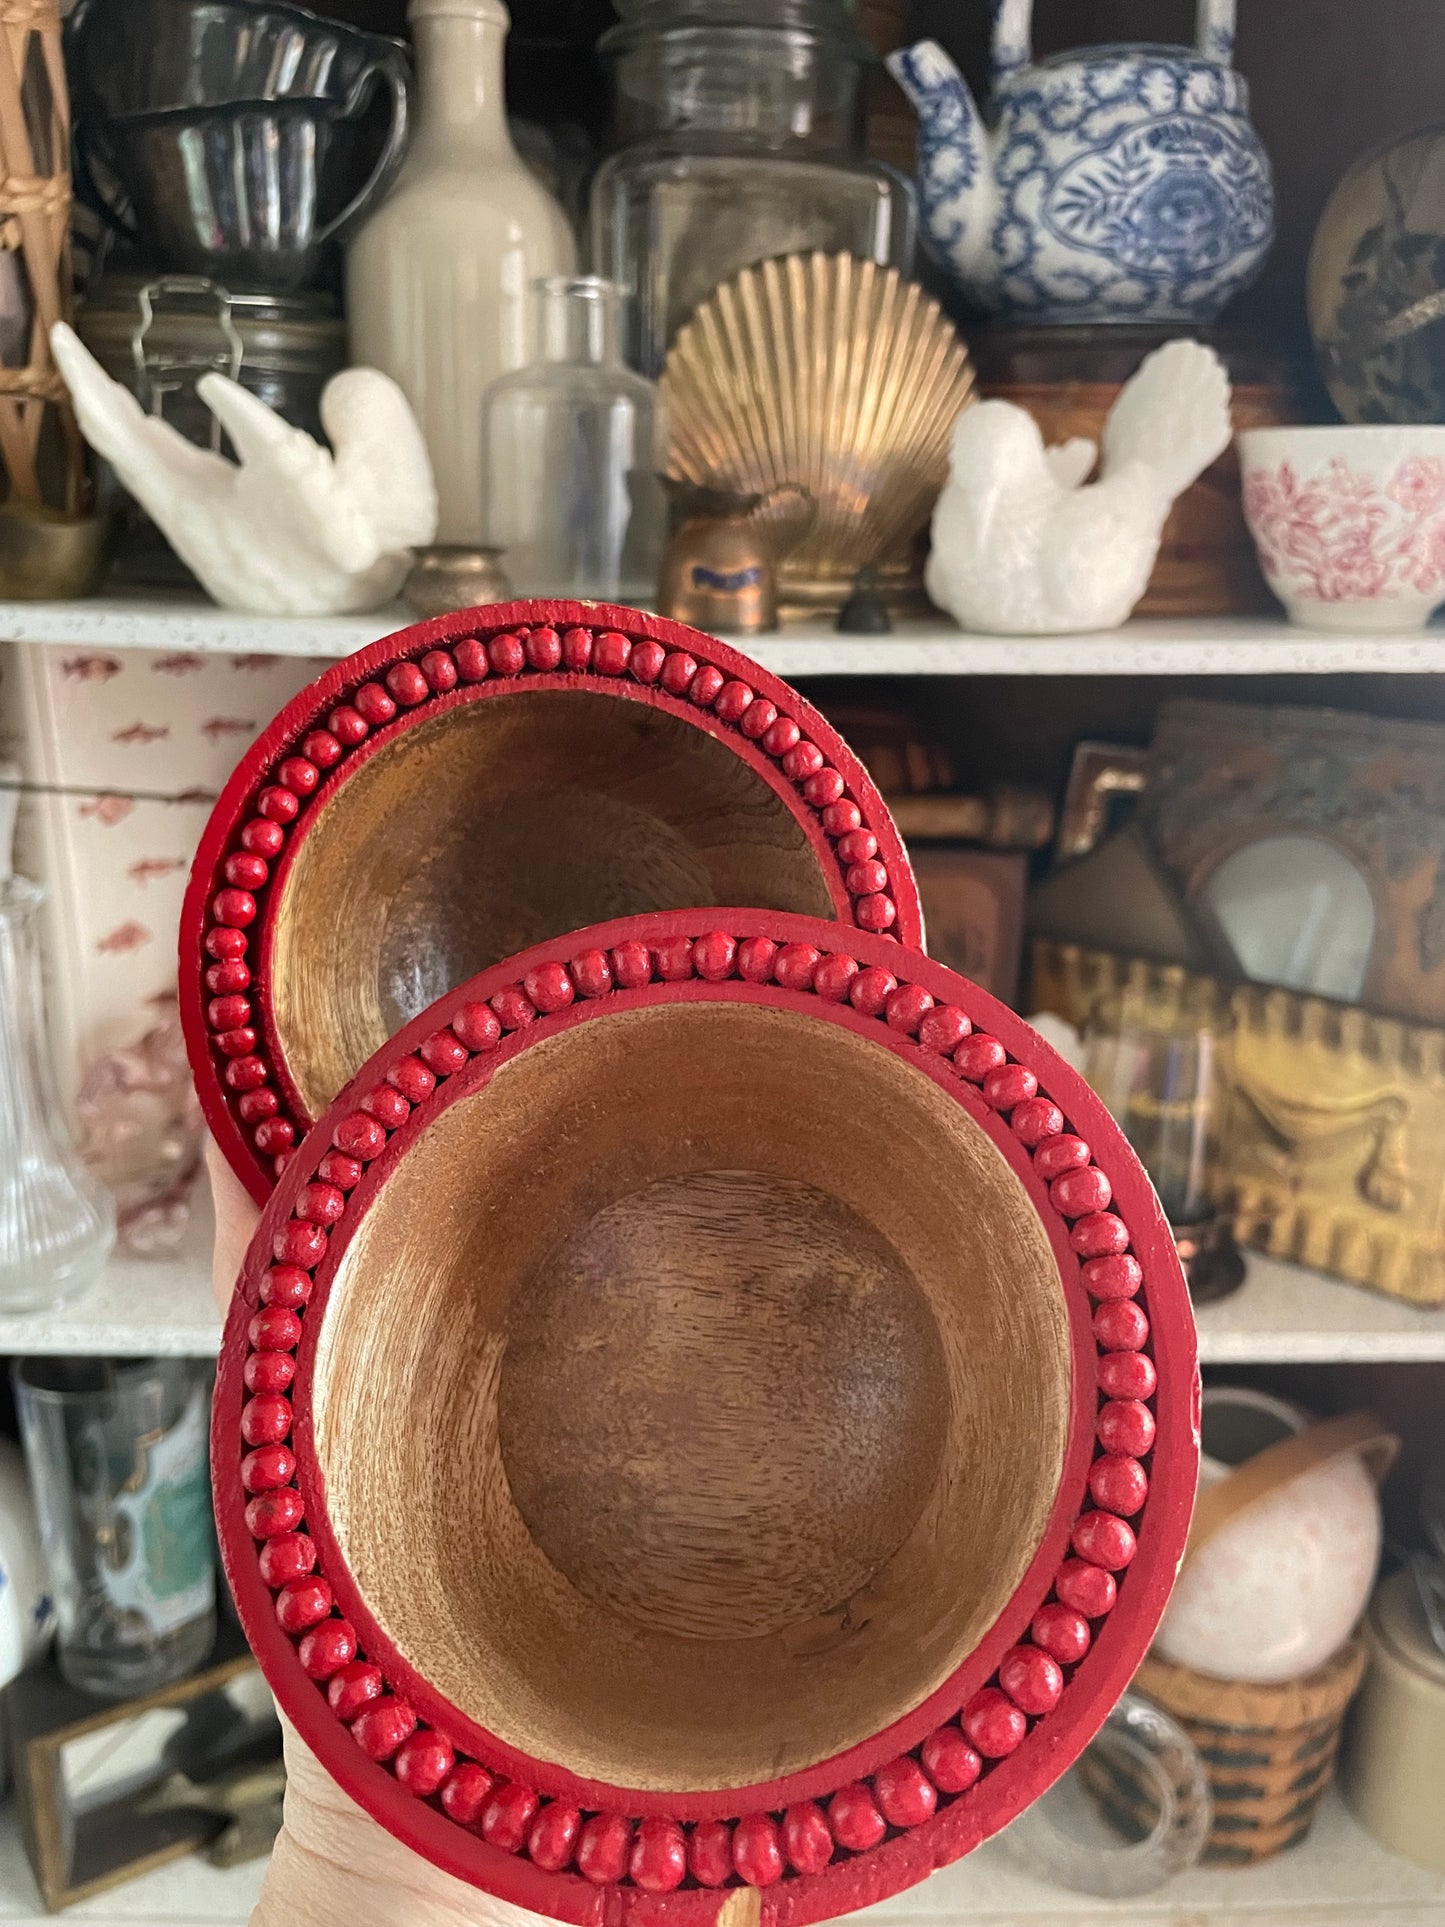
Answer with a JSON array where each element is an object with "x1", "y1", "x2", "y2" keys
[{"x1": 886, "y1": 40, "x2": 998, "y2": 286}]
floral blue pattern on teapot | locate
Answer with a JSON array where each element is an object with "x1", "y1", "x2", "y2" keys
[{"x1": 887, "y1": 0, "x2": 1274, "y2": 324}]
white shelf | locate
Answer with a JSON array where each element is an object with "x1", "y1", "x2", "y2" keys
[
  {"x1": 860, "y1": 1791, "x2": 1445, "y2": 1925},
  {"x1": 2, "y1": 1221, "x2": 1439, "y2": 1363},
  {"x1": 0, "y1": 1193, "x2": 221, "y2": 1359},
  {"x1": 0, "y1": 1804, "x2": 263, "y2": 1922},
  {"x1": 1194, "y1": 1250, "x2": 1445, "y2": 1363},
  {"x1": 0, "y1": 1789, "x2": 1433, "y2": 1926},
  {"x1": 3, "y1": 595, "x2": 1445, "y2": 675}
]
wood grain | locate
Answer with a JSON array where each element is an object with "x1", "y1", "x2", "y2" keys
[
  {"x1": 310, "y1": 1000, "x2": 1070, "y2": 1793},
  {"x1": 270, "y1": 691, "x2": 835, "y2": 1118},
  {"x1": 499, "y1": 1169, "x2": 949, "y2": 1642}
]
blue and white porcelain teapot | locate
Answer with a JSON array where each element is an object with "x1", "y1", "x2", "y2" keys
[{"x1": 888, "y1": 0, "x2": 1274, "y2": 324}]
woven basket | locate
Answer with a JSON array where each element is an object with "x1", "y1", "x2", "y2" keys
[
  {"x1": 0, "y1": 0, "x2": 82, "y2": 512},
  {"x1": 1085, "y1": 1644, "x2": 1367, "y2": 1866}
]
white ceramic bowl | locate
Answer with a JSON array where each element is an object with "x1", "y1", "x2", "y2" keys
[
  {"x1": 1238, "y1": 425, "x2": 1445, "y2": 633},
  {"x1": 1155, "y1": 1387, "x2": 1383, "y2": 1683}
]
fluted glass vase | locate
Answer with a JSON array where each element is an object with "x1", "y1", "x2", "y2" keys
[{"x1": 0, "y1": 877, "x2": 115, "y2": 1311}]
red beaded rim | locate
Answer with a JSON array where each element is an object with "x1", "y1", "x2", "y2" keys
[
  {"x1": 213, "y1": 910, "x2": 1198, "y2": 1927},
  {"x1": 181, "y1": 602, "x2": 923, "y2": 1204}
]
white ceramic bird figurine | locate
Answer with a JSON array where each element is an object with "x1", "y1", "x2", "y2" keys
[
  {"x1": 51, "y1": 322, "x2": 438, "y2": 616},
  {"x1": 925, "y1": 339, "x2": 1233, "y2": 634}
]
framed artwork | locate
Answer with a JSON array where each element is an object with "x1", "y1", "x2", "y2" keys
[
  {"x1": 910, "y1": 846, "x2": 1027, "y2": 1006},
  {"x1": 1141, "y1": 699, "x2": 1445, "y2": 1026},
  {"x1": 6, "y1": 1630, "x2": 281, "y2": 1909}
]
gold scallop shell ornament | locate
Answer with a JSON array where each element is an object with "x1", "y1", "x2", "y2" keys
[{"x1": 662, "y1": 252, "x2": 975, "y2": 615}]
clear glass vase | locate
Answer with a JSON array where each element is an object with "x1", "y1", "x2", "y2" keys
[
  {"x1": 1081, "y1": 983, "x2": 1228, "y2": 1225},
  {"x1": 480, "y1": 276, "x2": 666, "y2": 599},
  {"x1": 589, "y1": 0, "x2": 915, "y2": 375},
  {"x1": 0, "y1": 877, "x2": 115, "y2": 1312},
  {"x1": 14, "y1": 1357, "x2": 216, "y2": 1698}
]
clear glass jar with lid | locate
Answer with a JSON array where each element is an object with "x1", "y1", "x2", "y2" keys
[{"x1": 589, "y1": 0, "x2": 915, "y2": 375}]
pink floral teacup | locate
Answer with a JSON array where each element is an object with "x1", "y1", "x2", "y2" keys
[{"x1": 1239, "y1": 426, "x2": 1445, "y2": 633}]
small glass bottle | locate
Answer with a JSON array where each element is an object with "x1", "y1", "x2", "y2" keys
[
  {"x1": 589, "y1": 0, "x2": 915, "y2": 375},
  {"x1": 480, "y1": 276, "x2": 665, "y2": 599},
  {"x1": 1081, "y1": 982, "x2": 1225, "y2": 1226},
  {"x1": 345, "y1": 0, "x2": 576, "y2": 544},
  {"x1": 0, "y1": 873, "x2": 114, "y2": 1312}
]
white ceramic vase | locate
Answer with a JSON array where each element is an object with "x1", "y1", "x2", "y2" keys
[{"x1": 345, "y1": 0, "x2": 576, "y2": 545}]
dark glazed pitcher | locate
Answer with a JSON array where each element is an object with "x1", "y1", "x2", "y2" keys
[{"x1": 68, "y1": 0, "x2": 411, "y2": 291}]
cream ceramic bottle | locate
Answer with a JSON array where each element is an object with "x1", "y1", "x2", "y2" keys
[{"x1": 345, "y1": 0, "x2": 575, "y2": 543}]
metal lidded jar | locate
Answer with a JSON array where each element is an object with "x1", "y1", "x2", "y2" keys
[
  {"x1": 75, "y1": 274, "x2": 346, "y2": 584},
  {"x1": 589, "y1": 0, "x2": 915, "y2": 376}
]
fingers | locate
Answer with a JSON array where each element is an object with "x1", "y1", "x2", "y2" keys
[
  {"x1": 207, "y1": 1135, "x2": 261, "y2": 1314},
  {"x1": 249, "y1": 1719, "x2": 557, "y2": 1927}
]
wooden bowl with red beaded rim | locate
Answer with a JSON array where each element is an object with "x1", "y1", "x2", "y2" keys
[
  {"x1": 215, "y1": 908, "x2": 1198, "y2": 1926},
  {"x1": 182, "y1": 602, "x2": 923, "y2": 1203}
]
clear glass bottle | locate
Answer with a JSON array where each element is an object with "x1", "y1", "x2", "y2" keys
[
  {"x1": 0, "y1": 875, "x2": 114, "y2": 1312},
  {"x1": 480, "y1": 276, "x2": 665, "y2": 598},
  {"x1": 589, "y1": 0, "x2": 916, "y2": 376}
]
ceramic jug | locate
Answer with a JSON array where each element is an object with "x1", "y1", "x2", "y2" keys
[
  {"x1": 345, "y1": 0, "x2": 575, "y2": 544},
  {"x1": 888, "y1": 0, "x2": 1274, "y2": 325}
]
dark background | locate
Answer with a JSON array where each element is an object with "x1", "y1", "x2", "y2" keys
[{"x1": 325, "y1": 0, "x2": 1445, "y2": 355}]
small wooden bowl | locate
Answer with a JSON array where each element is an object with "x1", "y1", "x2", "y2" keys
[
  {"x1": 181, "y1": 602, "x2": 922, "y2": 1201},
  {"x1": 213, "y1": 910, "x2": 1197, "y2": 1925}
]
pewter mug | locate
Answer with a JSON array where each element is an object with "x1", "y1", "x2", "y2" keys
[{"x1": 68, "y1": 0, "x2": 411, "y2": 291}]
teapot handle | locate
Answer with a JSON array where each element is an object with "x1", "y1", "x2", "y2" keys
[
  {"x1": 991, "y1": 0, "x2": 1237, "y2": 82},
  {"x1": 1195, "y1": 0, "x2": 1237, "y2": 65},
  {"x1": 990, "y1": 0, "x2": 1032, "y2": 82}
]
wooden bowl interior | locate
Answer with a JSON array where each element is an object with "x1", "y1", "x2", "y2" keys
[
  {"x1": 312, "y1": 1002, "x2": 1071, "y2": 1792},
  {"x1": 270, "y1": 693, "x2": 836, "y2": 1117}
]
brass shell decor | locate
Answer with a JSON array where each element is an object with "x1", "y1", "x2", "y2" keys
[{"x1": 662, "y1": 252, "x2": 974, "y2": 615}]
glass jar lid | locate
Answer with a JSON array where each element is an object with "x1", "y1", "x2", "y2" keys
[{"x1": 600, "y1": 0, "x2": 874, "y2": 63}]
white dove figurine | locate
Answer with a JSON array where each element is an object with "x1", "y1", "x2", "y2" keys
[
  {"x1": 51, "y1": 322, "x2": 438, "y2": 616},
  {"x1": 926, "y1": 339, "x2": 1232, "y2": 635}
]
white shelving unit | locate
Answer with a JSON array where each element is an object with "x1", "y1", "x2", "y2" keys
[
  {"x1": 3, "y1": 592, "x2": 1445, "y2": 674},
  {"x1": 0, "y1": 1192, "x2": 221, "y2": 1359},
  {"x1": 0, "y1": 1789, "x2": 1435, "y2": 1927},
  {"x1": 0, "y1": 1809, "x2": 264, "y2": 1923},
  {"x1": 5, "y1": 596, "x2": 1443, "y2": 1923},
  {"x1": 4, "y1": 1213, "x2": 1440, "y2": 1362}
]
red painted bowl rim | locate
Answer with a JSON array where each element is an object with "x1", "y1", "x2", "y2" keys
[
  {"x1": 181, "y1": 602, "x2": 924, "y2": 1204},
  {"x1": 213, "y1": 907, "x2": 1198, "y2": 1926}
]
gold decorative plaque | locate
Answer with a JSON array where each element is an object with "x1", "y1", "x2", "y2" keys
[{"x1": 1032, "y1": 939, "x2": 1445, "y2": 1305}]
